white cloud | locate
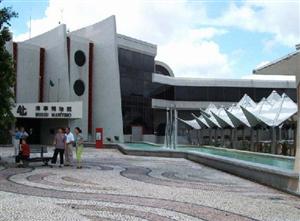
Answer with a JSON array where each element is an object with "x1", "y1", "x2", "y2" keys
[
  {"x1": 206, "y1": 0, "x2": 300, "y2": 48},
  {"x1": 156, "y1": 29, "x2": 232, "y2": 78},
  {"x1": 13, "y1": 0, "x2": 232, "y2": 78},
  {"x1": 14, "y1": 0, "x2": 299, "y2": 78}
]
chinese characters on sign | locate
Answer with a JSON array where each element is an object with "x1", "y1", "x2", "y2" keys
[
  {"x1": 12, "y1": 102, "x2": 82, "y2": 119},
  {"x1": 34, "y1": 105, "x2": 72, "y2": 118}
]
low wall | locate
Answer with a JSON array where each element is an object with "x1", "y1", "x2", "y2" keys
[
  {"x1": 123, "y1": 135, "x2": 191, "y2": 145},
  {"x1": 186, "y1": 152, "x2": 299, "y2": 195},
  {"x1": 117, "y1": 144, "x2": 300, "y2": 196}
]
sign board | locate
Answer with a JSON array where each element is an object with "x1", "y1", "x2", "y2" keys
[{"x1": 12, "y1": 101, "x2": 83, "y2": 119}]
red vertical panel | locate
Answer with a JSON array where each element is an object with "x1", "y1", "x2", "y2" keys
[
  {"x1": 67, "y1": 36, "x2": 70, "y2": 82},
  {"x1": 88, "y1": 42, "x2": 94, "y2": 133},
  {"x1": 39, "y1": 48, "x2": 45, "y2": 102},
  {"x1": 13, "y1": 42, "x2": 18, "y2": 100},
  {"x1": 95, "y1": 128, "x2": 103, "y2": 148}
]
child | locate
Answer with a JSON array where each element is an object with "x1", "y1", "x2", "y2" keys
[{"x1": 15, "y1": 139, "x2": 30, "y2": 167}]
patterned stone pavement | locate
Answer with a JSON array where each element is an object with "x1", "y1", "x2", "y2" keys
[{"x1": 0, "y1": 147, "x2": 299, "y2": 221}]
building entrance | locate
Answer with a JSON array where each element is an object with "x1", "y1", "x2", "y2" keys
[{"x1": 16, "y1": 118, "x2": 41, "y2": 144}]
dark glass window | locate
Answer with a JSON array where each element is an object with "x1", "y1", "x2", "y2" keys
[
  {"x1": 73, "y1": 79, "x2": 85, "y2": 96},
  {"x1": 74, "y1": 50, "x2": 86, "y2": 66},
  {"x1": 118, "y1": 48, "x2": 297, "y2": 135},
  {"x1": 118, "y1": 48, "x2": 155, "y2": 134},
  {"x1": 155, "y1": 64, "x2": 170, "y2": 76},
  {"x1": 151, "y1": 85, "x2": 296, "y2": 102}
]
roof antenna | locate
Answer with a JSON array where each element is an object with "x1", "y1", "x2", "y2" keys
[
  {"x1": 28, "y1": 6, "x2": 33, "y2": 39},
  {"x1": 59, "y1": 9, "x2": 64, "y2": 25},
  {"x1": 29, "y1": 15, "x2": 32, "y2": 39}
]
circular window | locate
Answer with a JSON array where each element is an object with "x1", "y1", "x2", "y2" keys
[
  {"x1": 74, "y1": 50, "x2": 86, "y2": 66},
  {"x1": 73, "y1": 80, "x2": 85, "y2": 96}
]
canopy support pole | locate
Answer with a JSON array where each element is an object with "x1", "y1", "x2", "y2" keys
[
  {"x1": 242, "y1": 128, "x2": 246, "y2": 150},
  {"x1": 250, "y1": 128, "x2": 255, "y2": 151},
  {"x1": 231, "y1": 128, "x2": 237, "y2": 149},
  {"x1": 214, "y1": 128, "x2": 218, "y2": 146},
  {"x1": 256, "y1": 129, "x2": 260, "y2": 152},
  {"x1": 221, "y1": 129, "x2": 225, "y2": 147},
  {"x1": 197, "y1": 129, "x2": 201, "y2": 145},
  {"x1": 209, "y1": 128, "x2": 213, "y2": 145},
  {"x1": 271, "y1": 127, "x2": 277, "y2": 154}
]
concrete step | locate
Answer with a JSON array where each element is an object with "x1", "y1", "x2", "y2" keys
[{"x1": 83, "y1": 142, "x2": 96, "y2": 147}]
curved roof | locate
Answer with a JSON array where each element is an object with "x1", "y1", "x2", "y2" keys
[{"x1": 155, "y1": 61, "x2": 174, "y2": 77}]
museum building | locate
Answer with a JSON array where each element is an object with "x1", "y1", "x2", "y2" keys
[{"x1": 7, "y1": 16, "x2": 296, "y2": 144}]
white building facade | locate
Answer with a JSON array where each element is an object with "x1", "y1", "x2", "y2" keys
[{"x1": 7, "y1": 16, "x2": 297, "y2": 145}]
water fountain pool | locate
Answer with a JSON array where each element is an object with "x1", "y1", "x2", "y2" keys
[
  {"x1": 125, "y1": 143, "x2": 294, "y2": 171},
  {"x1": 118, "y1": 142, "x2": 299, "y2": 195}
]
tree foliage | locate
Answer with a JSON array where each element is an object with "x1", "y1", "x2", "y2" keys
[{"x1": 0, "y1": 1, "x2": 17, "y2": 143}]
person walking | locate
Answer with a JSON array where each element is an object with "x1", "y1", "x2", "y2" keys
[
  {"x1": 10, "y1": 127, "x2": 22, "y2": 156},
  {"x1": 19, "y1": 127, "x2": 29, "y2": 140},
  {"x1": 64, "y1": 127, "x2": 74, "y2": 166},
  {"x1": 51, "y1": 128, "x2": 66, "y2": 167},
  {"x1": 74, "y1": 127, "x2": 84, "y2": 169}
]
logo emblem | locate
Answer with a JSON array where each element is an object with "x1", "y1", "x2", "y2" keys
[{"x1": 17, "y1": 105, "x2": 27, "y2": 116}]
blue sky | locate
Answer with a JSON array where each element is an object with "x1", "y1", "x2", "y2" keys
[
  {"x1": 198, "y1": 0, "x2": 298, "y2": 78},
  {"x1": 3, "y1": 0, "x2": 48, "y2": 36},
  {"x1": 2, "y1": 0, "x2": 299, "y2": 79}
]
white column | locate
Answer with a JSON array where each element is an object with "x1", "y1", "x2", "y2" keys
[
  {"x1": 170, "y1": 107, "x2": 173, "y2": 149},
  {"x1": 294, "y1": 83, "x2": 300, "y2": 172},
  {"x1": 174, "y1": 108, "x2": 178, "y2": 149},
  {"x1": 164, "y1": 108, "x2": 169, "y2": 148}
]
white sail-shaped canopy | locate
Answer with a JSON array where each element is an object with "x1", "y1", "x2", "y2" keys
[
  {"x1": 267, "y1": 90, "x2": 281, "y2": 105},
  {"x1": 241, "y1": 93, "x2": 297, "y2": 127},
  {"x1": 225, "y1": 94, "x2": 256, "y2": 127},
  {"x1": 200, "y1": 104, "x2": 221, "y2": 128},
  {"x1": 178, "y1": 118, "x2": 201, "y2": 130},
  {"x1": 240, "y1": 97, "x2": 271, "y2": 127},
  {"x1": 211, "y1": 107, "x2": 234, "y2": 128},
  {"x1": 179, "y1": 90, "x2": 297, "y2": 130},
  {"x1": 238, "y1": 94, "x2": 257, "y2": 108},
  {"x1": 191, "y1": 113, "x2": 210, "y2": 128},
  {"x1": 205, "y1": 103, "x2": 219, "y2": 114},
  {"x1": 272, "y1": 93, "x2": 297, "y2": 126}
]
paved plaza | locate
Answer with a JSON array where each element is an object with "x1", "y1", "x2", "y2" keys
[{"x1": 0, "y1": 147, "x2": 299, "y2": 221}]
